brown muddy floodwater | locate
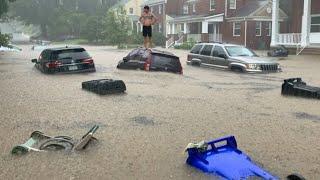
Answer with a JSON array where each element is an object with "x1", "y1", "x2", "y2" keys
[{"x1": 0, "y1": 45, "x2": 319, "y2": 180}]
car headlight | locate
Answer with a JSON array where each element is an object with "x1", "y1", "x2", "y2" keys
[
  {"x1": 247, "y1": 64, "x2": 260, "y2": 70},
  {"x1": 277, "y1": 64, "x2": 281, "y2": 69}
]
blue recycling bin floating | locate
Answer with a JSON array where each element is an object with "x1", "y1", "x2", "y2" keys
[{"x1": 186, "y1": 136, "x2": 278, "y2": 180}]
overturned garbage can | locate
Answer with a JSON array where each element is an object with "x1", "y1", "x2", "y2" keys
[
  {"x1": 282, "y1": 78, "x2": 320, "y2": 99},
  {"x1": 82, "y1": 79, "x2": 126, "y2": 95},
  {"x1": 185, "y1": 136, "x2": 277, "y2": 179}
]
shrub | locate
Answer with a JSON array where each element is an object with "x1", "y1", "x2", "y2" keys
[
  {"x1": 174, "y1": 40, "x2": 196, "y2": 50},
  {"x1": 0, "y1": 33, "x2": 11, "y2": 46}
]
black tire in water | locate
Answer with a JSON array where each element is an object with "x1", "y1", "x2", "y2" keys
[
  {"x1": 287, "y1": 174, "x2": 306, "y2": 180},
  {"x1": 231, "y1": 66, "x2": 244, "y2": 73}
]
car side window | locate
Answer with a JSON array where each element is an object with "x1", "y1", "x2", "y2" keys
[
  {"x1": 213, "y1": 46, "x2": 226, "y2": 57},
  {"x1": 190, "y1": 45, "x2": 202, "y2": 54},
  {"x1": 200, "y1": 45, "x2": 213, "y2": 56},
  {"x1": 42, "y1": 50, "x2": 51, "y2": 60},
  {"x1": 38, "y1": 51, "x2": 47, "y2": 62}
]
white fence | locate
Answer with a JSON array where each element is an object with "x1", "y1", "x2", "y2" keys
[
  {"x1": 277, "y1": 33, "x2": 301, "y2": 45},
  {"x1": 209, "y1": 34, "x2": 222, "y2": 42}
]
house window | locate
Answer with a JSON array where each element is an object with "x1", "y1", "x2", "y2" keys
[
  {"x1": 255, "y1": 22, "x2": 262, "y2": 36},
  {"x1": 210, "y1": 0, "x2": 216, "y2": 11},
  {"x1": 129, "y1": 8, "x2": 134, "y2": 14},
  {"x1": 233, "y1": 22, "x2": 241, "y2": 36},
  {"x1": 311, "y1": 15, "x2": 320, "y2": 32},
  {"x1": 181, "y1": 24, "x2": 184, "y2": 32},
  {"x1": 183, "y1": 5, "x2": 189, "y2": 14},
  {"x1": 266, "y1": 22, "x2": 272, "y2": 36},
  {"x1": 192, "y1": 4, "x2": 196, "y2": 13},
  {"x1": 159, "y1": 5, "x2": 162, "y2": 14},
  {"x1": 229, "y1": 0, "x2": 236, "y2": 9}
]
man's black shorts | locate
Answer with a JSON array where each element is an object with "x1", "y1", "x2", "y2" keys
[{"x1": 143, "y1": 26, "x2": 152, "y2": 37}]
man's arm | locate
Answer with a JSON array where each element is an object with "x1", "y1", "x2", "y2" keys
[
  {"x1": 151, "y1": 13, "x2": 158, "y2": 24},
  {"x1": 139, "y1": 13, "x2": 144, "y2": 23}
]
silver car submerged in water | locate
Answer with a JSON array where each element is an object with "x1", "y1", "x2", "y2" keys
[{"x1": 187, "y1": 43, "x2": 281, "y2": 73}]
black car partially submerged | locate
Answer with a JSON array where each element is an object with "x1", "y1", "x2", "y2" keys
[
  {"x1": 31, "y1": 46, "x2": 96, "y2": 74},
  {"x1": 117, "y1": 48, "x2": 183, "y2": 74}
]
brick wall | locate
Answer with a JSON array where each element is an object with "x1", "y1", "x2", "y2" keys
[
  {"x1": 166, "y1": 0, "x2": 186, "y2": 15},
  {"x1": 166, "y1": 0, "x2": 226, "y2": 16},
  {"x1": 246, "y1": 21, "x2": 271, "y2": 49},
  {"x1": 145, "y1": 3, "x2": 166, "y2": 34},
  {"x1": 226, "y1": 0, "x2": 254, "y2": 17},
  {"x1": 312, "y1": 0, "x2": 320, "y2": 14},
  {"x1": 221, "y1": 21, "x2": 274, "y2": 50},
  {"x1": 221, "y1": 21, "x2": 245, "y2": 46}
]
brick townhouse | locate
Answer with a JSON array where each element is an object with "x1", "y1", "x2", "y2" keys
[
  {"x1": 142, "y1": 0, "x2": 289, "y2": 50},
  {"x1": 271, "y1": 0, "x2": 320, "y2": 54}
]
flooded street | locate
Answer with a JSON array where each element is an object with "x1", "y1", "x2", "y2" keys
[{"x1": 0, "y1": 45, "x2": 320, "y2": 180}]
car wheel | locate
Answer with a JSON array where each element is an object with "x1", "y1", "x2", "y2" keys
[
  {"x1": 191, "y1": 61, "x2": 200, "y2": 66},
  {"x1": 231, "y1": 66, "x2": 244, "y2": 73},
  {"x1": 287, "y1": 174, "x2": 305, "y2": 180}
]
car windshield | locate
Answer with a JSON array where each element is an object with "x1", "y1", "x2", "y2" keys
[
  {"x1": 225, "y1": 46, "x2": 257, "y2": 57},
  {"x1": 52, "y1": 49, "x2": 90, "y2": 60}
]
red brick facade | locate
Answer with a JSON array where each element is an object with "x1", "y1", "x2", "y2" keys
[
  {"x1": 280, "y1": 0, "x2": 319, "y2": 34},
  {"x1": 143, "y1": 0, "x2": 300, "y2": 49}
]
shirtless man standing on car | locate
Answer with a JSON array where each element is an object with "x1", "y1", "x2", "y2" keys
[{"x1": 139, "y1": 6, "x2": 157, "y2": 48}]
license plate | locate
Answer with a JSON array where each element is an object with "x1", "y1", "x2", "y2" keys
[{"x1": 68, "y1": 65, "x2": 78, "y2": 71}]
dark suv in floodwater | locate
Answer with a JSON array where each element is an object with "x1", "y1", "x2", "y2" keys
[
  {"x1": 117, "y1": 48, "x2": 183, "y2": 74},
  {"x1": 187, "y1": 43, "x2": 281, "y2": 73},
  {"x1": 31, "y1": 46, "x2": 96, "y2": 74}
]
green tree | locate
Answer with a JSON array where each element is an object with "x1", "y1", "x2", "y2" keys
[
  {"x1": 47, "y1": 9, "x2": 87, "y2": 40},
  {"x1": 0, "y1": 0, "x2": 15, "y2": 18},
  {"x1": 10, "y1": 0, "x2": 59, "y2": 38},
  {"x1": 104, "y1": 7, "x2": 130, "y2": 47},
  {"x1": 0, "y1": 0, "x2": 15, "y2": 46},
  {"x1": 82, "y1": 16, "x2": 105, "y2": 43},
  {"x1": 9, "y1": 0, "x2": 119, "y2": 40}
]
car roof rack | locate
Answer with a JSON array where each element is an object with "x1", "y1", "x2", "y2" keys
[
  {"x1": 208, "y1": 41, "x2": 223, "y2": 44},
  {"x1": 196, "y1": 41, "x2": 223, "y2": 44}
]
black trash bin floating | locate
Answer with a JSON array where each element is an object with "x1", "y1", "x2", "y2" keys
[
  {"x1": 267, "y1": 45, "x2": 289, "y2": 57},
  {"x1": 282, "y1": 78, "x2": 320, "y2": 99},
  {"x1": 82, "y1": 79, "x2": 126, "y2": 95}
]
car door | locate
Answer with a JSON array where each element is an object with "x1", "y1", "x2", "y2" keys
[
  {"x1": 212, "y1": 45, "x2": 229, "y2": 67},
  {"x1": 189, "y1": 44, "x2": 203, "y2": 64},
  {"x1": 199, "y1": 45, "x2": 214, "y2": 65}
]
